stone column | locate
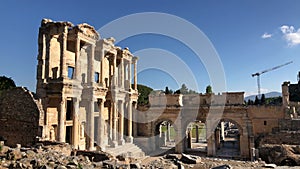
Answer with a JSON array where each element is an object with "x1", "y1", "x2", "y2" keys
[
  {"x1": 72, "y1": 98, "x2": 80, "y2": 149},
  {"x1": 206, "y1": 120, "x2": 216, "y2": 156},
  {"x1": 112, "y1": 54, "x2": 117, "y2": 87},
  {"x1": 97, "y1": 98, "x2": 106, "y2": 150},
  {"x1": 166, "y1": 123, "x2": 171, "y2": 142},
  {"x1": 220, "y1": 122, "x2": 225, "y2": 141},
  {"x1": 60, "y1": 28, "x2": 68, "y2": 78},
  {"x1": 206, "y1": 133, "x2": 216, "y2": 156},
  {"x1": 75, "y1": 38, "x2": 81, "y2": 80},
  {"x1": 37, "y1": 33, "x2": 46, "y2": 81},
  {"x1": 159, "y1": 125, "x2": 162, "y2": 137},
  {"x1": 111, "y1": 102, "x2": 118, "y2": 147},
  {"x1": 133, "y1": 57, "x2": 138, "y2": 90},
  {"x1": 87, "y1": 99, "x2": 95, "y2": 150},
  {"x1": 195, "y1": 125, "x2": 199, "y2": 143},
  {"x1": 282, "y1": 82, "x2": 290, "y2": 107},
  {"x1": 88, "y1": 44, "x2": 95, "y2": 85},
  {"x1": 132, "y1": 102, "x2": 138, "y2": 137},
  {"x1": 187, "y1": 130, "x2": 192, "y2": 149},
  {"x1": 126, "y1": 100, "x2": 133, "y2": 143},
  {"x1": 215, "y1": 128, "x2": 221, "y2": 150},
  {"x1": 58, "y1": 97, "x2": 66, "y2": 142},
  {"x1": 120, "y1": 58, "x2": 124, "y2": 88},
  {"x1": 118, "y1": 101, "x2": 125, "y2": 145},
  {"x1": 175, "y1": 114, "x2": 184, "y2": 153},
  {"x1": 44, "y1": 34, "x2": 50, "y2": 80},
  {"x1": 127, "y1": 60, "x2": 132, "y2": 90},
  {"x1": 108, "y1": 102, "x2": 112, "y2": 144},
  {"x1": 100, "y1": 50, "x2": 105, "y2": 86}
]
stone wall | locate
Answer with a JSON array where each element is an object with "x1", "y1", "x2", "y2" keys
[
  {"x1": 149, "y1": 92, "x2": 244, "y2": 107},
  {"x1": 260, "y1": 131, "x2": 300, "y2": 145},
  {"x1": 149, "y1": 94, "x2": 183, "y2": 107},
  {"x1": 0, "y1": 87, "x2": 43, "y2": 147},
  {"x1": 247, "y1": 105, "x2": 284, "y2": 135},
  {"x1": 279, "y1": 119, "x2": 300, "y2": 131}
]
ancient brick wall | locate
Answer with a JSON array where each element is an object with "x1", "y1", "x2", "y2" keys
[
  {"x1": 260, "y1": 131, "x2": 300, "y2": 145},
  {"x1": 248, "y1": 105, "x2": 284, "y2": 135},
  {"x1": 279, "y1": 119, "x2": 300, "y2": 131},
  {"x1": 0, "y1": 87, "x2": 43, "y2": 147}
]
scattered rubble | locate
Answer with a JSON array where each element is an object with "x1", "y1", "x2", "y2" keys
[
  {"x1": 1, "y1": 141, "x2": 298, "y2": 169},
  {"x1": 0, "y1": 142, "x2": 131, "y2": 169},
  {"x1": 259, "y1": 144, "x2": 300, "y2": 166}
]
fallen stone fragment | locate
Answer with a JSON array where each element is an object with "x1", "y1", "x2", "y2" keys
[
  {"x1": 180, "y1": 153, "x2": 201, "y2": 164},
  {"x1": 211, "y1": 164, "x2": 232, "y2": 169},
  {"x1": 263, "y1": 163, "x2": 277, "y2": 168}
]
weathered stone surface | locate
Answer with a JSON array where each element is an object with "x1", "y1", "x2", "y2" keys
[{"x1": 0, "y1": 87, "x2": 43, "y2": 147}]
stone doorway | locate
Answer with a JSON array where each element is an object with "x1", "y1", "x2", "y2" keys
[
  {"x1": 215, "y1": 120, "x2": 241, "y2": 158},
  {"x1": 65, "y1": 126, "x2": 73, "y2": 144},
  {"x1": 185, "y1": 121, "x2": 207, "y2": 155},
  {"x1": 153, "y1": 120, "x2": 176, "y2": 155}
]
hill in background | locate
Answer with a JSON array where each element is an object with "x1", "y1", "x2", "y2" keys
[{"x1": 245, "y1": 91, "x2": 281, "y2": 101}]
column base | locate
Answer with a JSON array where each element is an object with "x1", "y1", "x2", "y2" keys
[
  {"x1": 125, "y1": 136, "x2": 133, "y2": 143},
  {"x1": 110, "y1": 141, "x2": 118, "y2": 148},
  {"x1": 88, "y1": 146, "x2": 95, "y2": 151},
  {"x1": 118, "y1": 139, "x2": 125, "y2": 145}
]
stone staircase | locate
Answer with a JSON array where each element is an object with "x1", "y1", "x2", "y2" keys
[{"x1": 105, "y1": 143, "x2": 145, "y2": 159}]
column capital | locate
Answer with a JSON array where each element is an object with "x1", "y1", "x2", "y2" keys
[
  {"x1": 72, "y1": 97, "x2": 81, "y2": 103},
  {"x1": 132, "y1": 56, "x2": 139, "y2": 62},
  {"x1": 97, "y1": 98, "x2": 106, "y2": 104}
]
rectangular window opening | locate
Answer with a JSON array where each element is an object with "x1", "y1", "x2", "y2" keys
[
  {"x1": 68, "y1": 66, "x2": 74, "y2": 79},
  {"x1": 66, "y1": 100, "x2": 73, "y2": 120},
  {"x1": 264, "y1": 121, "x2": 267, "y2": 126},
  {"x1": 94, "y1": 72, "x2": 99, "y2": 83}
]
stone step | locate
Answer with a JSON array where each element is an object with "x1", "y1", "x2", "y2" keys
[{"x1": 105, "y1": 143, "x2": 145, "y2": 159}]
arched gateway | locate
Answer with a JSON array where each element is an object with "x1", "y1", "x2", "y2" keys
[{"x1": 134, "y1": 92, "x2": 255, "y2": 159}]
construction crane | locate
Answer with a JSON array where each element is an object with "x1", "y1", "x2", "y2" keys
[{"x1": 252, "y1": 61, "x2": 293, "y2": 97}]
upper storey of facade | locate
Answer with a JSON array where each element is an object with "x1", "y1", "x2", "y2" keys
[{"x1": 36, "y1": 19, "x2": 138, "y2": 98}]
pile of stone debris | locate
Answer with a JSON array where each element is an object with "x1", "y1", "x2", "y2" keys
[
  {"x1": 0, "y1": 141, "x2": 286, "y2": 169},
  {"x1": 0, "y1": 141, "x2": 142, "y2": 169},
  {"x1": 140, "y1": 153, "x2": 269, "y2": 169}
]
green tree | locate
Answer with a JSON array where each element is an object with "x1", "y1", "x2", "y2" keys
[
  {"x1": 265, "y1": 96, "x2": 282, "y2": 105},
  {"x1": 206, "y1": 85, "x2": 212, "y2": 94},
  {"x1": 188, "y1": 89, "x2": 198, "y2": 94},
  {"x1": 165, "y1": 86, "x2": 170, "y2": 94},
  {"x1": 260, "y1": 94, "x2": 266, "y2": 105},
  {"x1": 136, "y1": 84, "x2": 153, "y2": 106},
  {"x1": 0, "y1": 76, "x2": 16, "y2": 95},
  {"x1": 254, "y1": 96, "x2": 260, "y2": 105},
  {"x1": 174, "y1": 89, "x2": 181, "y2": 94},
  {"x1": 180, "y1": 84, "x2": 189, "y2": 94}
]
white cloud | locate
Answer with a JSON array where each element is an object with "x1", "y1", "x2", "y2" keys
[
  {"x1": 280, "y1": 25, "x2": 300, "y2": 46},
  {"x1": 261, "y1": 32, "x2": 272, "y2": 39}
]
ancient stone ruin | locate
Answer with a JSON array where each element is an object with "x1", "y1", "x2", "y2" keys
[
  {"x1": 36, "y1": 18, "x2": 139, "y2": 151},
  {"x1": 0, "y1": 19, "x2": 300, "y2": 167},
  {"x1": 0, "y1": 87, "x2": 43, "y2": 147}
]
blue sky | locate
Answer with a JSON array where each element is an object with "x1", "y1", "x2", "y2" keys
[{"x1": 0, "y1": 1, "x2": 300, "y2": 96}]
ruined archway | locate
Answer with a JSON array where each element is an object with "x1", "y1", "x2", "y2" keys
[
  {"x1": 153, "y1": 119, "x2": 177, "y2": 154},
  {"x1": 215, "y1": 119, "x2": 242, "y2": 158},
  {"x1": 205, "y1": 116, "x2": 253, "y2": 159},
  {"x1": 184, "y1": 121, "x2": 207, "y2": 155}
]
